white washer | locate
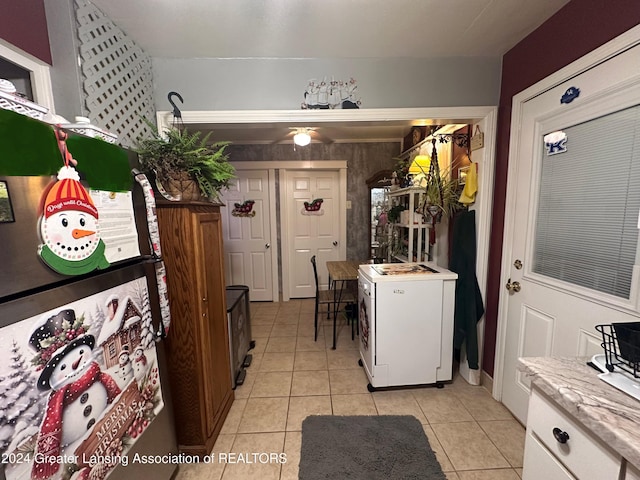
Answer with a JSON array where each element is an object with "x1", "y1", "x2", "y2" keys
[{"x1": 358, "y1": 262, "x2": 457, "y2": 390}]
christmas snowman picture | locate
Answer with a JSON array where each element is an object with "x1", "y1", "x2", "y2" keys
[
  {"x1": 38, "y1": 129, "x2": 109, "y2": 276},
  {"x1": 29, "y1": 309, "x2": 121, "y2": 479}
]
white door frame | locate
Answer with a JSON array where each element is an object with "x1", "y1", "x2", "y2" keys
[
  {"x1": 495, "y1": 25, "x2": 640, "y2": 401},
  {"x1": 157, "y1": 106, "x2": 497, "y2": 385}
]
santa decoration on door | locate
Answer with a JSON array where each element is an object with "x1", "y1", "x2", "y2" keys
[{"x1": 38, "y1": 129, "x2": 110, "y2": 276}]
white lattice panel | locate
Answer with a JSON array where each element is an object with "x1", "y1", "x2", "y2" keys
[{"x1": 75, "y1": 0, "x2": 155, "y2": 147}]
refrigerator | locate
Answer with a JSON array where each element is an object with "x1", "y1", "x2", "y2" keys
[
  {"x1": 357, "y1": 262, "x2": 458, "y2": 391},
  {"x1": 0, "y1": 119, "x2": 178, "y2": 480}
]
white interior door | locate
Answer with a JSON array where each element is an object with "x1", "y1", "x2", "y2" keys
[
  {"x1": 501, "y1": 42, "x2": 640, "y2": 423},
  {"x1": 286, "y1": 170, "x2": 342, "y2": 298},
  {"x1": 220, "y1": 169, "x2": 274, "y2": 301}
]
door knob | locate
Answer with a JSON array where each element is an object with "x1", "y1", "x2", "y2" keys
[
  {"x1": 514, "y1": 259, "x2": 523, "y2": 270},
  {"x1": 265, "y1": 243, "x2": 270, "y2": 249},
  {"x1": 333, "y1": 241, "x2": 338, "y2": 246},
  {"x1": 505, "y1": 278, "x2": 521, "y2": 293}
]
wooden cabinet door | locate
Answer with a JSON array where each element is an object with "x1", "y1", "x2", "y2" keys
[{"x1": 192, "y1": 211, "x2": 232, "y2": 437}]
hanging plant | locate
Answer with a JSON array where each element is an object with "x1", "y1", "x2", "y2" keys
[
  {"x1": 136, "y1": 119, "x2": 235, "y2": 202},
  {"x1": 422, "y1": 170, "x2": 463, "y2": 222}
]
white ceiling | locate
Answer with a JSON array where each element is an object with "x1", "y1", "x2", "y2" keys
[
  {"x1": 90, "y1": 0, "x2": 570, "y2": 144},
  {"x1": 91, "y1": 0, "x2": 569, "y2": 59}
]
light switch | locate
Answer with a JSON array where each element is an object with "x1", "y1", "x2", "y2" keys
[{"x1": 346, "y1": 200, "x2": 352, "y2": 209}]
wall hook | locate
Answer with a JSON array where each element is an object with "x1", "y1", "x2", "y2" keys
[{"x1": 167, "y1": 91, "x2": 184, "y2": 120}]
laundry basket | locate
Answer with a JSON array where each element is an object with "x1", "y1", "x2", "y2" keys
[{"x1": 226, "y1": 285, "x2": 255, "y2": 387}]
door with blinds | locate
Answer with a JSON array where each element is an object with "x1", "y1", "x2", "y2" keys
[{"x1": 501, "y1": 41, "x2": 640, "y2": 424}]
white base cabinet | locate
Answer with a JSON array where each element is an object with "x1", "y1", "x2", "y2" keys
[
  {"x1": 523, "y1": 432, "x2": 575, "y2": 480},
  {"x1": 626, "y1": 462, "x2": 640, "y2": 480},
  {"x1": 523, "y1": 387, "x2": 640, "y2": 479}
]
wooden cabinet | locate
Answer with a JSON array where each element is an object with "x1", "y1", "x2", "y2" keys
[{"x1": 156, "y1": 201, "x2": 234, "y2": 456}]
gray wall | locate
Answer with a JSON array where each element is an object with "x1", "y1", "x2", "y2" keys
[
  {"x1": 152, "y1": 57, "x2": 501, "y2": 110},
  {"x1": 44, "y1": 0, "x2": 85, "y2": 121},
  {"x1": 227, "y1": 142, "x2": 400, "y2": 262}
]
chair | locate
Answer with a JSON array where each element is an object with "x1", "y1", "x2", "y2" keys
[{"x1": 311, "y1": 255, "x2": 356, "y2": 344}]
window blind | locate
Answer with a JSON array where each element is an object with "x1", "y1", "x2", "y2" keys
[{"x1": 533, "y1": 104, "x2": 640, "y2": 299}]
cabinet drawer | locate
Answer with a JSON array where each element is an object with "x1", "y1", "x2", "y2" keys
[
  {"x1": 523, "y1": 431, "x2": 575, "y2": 480},
  {"x1": 526, "y1": 388, "x2": 620, "y2": 480}
]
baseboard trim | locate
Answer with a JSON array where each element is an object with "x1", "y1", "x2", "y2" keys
[{"x1": 481, "y1": 370, "x2": 493, "y2": 395}]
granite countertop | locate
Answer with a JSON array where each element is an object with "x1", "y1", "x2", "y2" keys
[{"x1": 518, "y1": 357, "x2": 640, "y2": 470}]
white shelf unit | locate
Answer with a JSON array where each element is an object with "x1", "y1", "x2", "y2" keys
[{"x1": 388, "y1": 186, "x2": 430, "y2": 263}]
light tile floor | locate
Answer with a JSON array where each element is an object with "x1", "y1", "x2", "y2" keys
[{"x1": 174, "y1": 299, "x2": 525, "y2": 480}]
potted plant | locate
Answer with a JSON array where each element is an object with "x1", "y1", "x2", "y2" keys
[
  {"x1": 387, "y1": 204, "x2": 405, "y2": 224},
  {"x1": 394, "y1": 157, "x2": 413, "y2": 189},
  {"x1": 422, "y1": 169, "x2": 463, "y2": 222},
  {"x1": 136, "y1": 121, "x2": 235, "y2": 202}
]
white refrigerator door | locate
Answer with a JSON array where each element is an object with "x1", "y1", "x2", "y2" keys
[{"x1": 375, "y1": 279, "x2": 443, "y2": 386}]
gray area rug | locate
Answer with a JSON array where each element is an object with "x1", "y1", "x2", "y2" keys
[{"x1": 299, "y1": 415, "x2": 447, "y2": 480}]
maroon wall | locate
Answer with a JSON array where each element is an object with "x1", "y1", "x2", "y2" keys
[
  {"x1": 483, "y1": 0, "x2": 640, "y2": 377},
  {"x1": 0, "y1": 0, "x2": 51, "y2": 64}
]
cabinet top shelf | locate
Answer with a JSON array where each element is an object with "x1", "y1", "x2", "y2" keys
[{"x1": 389, "y1": 186, "x2": 426, "y2": 197}]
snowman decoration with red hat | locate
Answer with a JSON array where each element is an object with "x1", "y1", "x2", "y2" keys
[
  {"x1": 38, "y1": 129, "x2": 110, "y2": 276},
  {"x1": 29, "y1": 310, "x2": 121, "y2": 480},
  {"x1": 132, "y1": 345, "x2": 148, "y2": 385}
]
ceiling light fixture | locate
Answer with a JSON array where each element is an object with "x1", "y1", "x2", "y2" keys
[{"x1": 293, "y1": 129, "x2": 312, "y2": 146}]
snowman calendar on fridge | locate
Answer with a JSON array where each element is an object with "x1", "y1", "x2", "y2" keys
[{"x1": 0, "y1": 276, "x2": 163, "y2": 480}]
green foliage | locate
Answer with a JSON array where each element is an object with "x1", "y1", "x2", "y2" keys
[
  {"x1": 423, "y1": 169, "x2": 463, "y2": 219},
  {"x1": 393, "y1": 156, "x2": 411, "y2": 186},
  {"x1": 387, "y1": 204, "x2": 405, "y2": 223},
  {"x1": 136, "y1": 120, "x2": 235, "y2": 200}
]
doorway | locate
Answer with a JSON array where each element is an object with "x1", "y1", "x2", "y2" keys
[
  {"x1": 156, "y1": 107, "x2": 498, "y2": 385},
  {"x1": 367, "y1": 170, "x2": 393, "y2": 262}
]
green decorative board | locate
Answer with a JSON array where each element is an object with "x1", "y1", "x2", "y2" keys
[{"x1": 0, "y1": 108, "x2": 132, "y2": 192}]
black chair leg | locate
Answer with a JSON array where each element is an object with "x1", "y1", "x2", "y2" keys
[
  {"x1": 348, "y1": 303, "x2": 354, "y2": 340},
  {"x1": 314, "y1": 300, "x2": 319, "y2": 341}
]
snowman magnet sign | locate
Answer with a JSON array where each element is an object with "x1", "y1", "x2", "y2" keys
[{"x1": 38, "y1": 129, "x2": 110, "y2": 276}]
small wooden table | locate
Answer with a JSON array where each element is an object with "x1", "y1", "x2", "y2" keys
[{"x1": 326, "y1": 260, "x2": 362, "y2": 349}]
